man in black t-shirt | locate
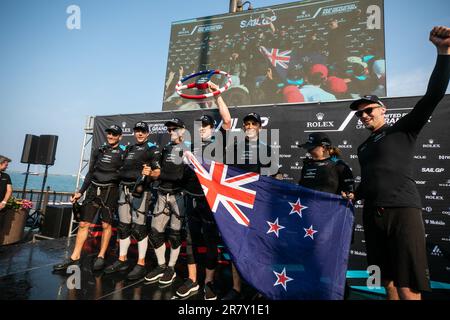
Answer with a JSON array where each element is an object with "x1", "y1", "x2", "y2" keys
[
  {"x1": 0, "y1": 155, "x2": 12, "y2": 212},
  {"x1": 350, "y1": 26, "x2": 450, "y2": 300}
]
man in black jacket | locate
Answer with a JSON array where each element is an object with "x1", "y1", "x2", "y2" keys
[{"x1": 350, "y1": 26, "x2": 450, "y2": 300}]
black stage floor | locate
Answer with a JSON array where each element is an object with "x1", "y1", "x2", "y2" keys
[{"x1": 0, "y1": 235, "x2": 442, "y2": 301}]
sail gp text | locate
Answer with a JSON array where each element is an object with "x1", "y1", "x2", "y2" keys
[{"x1": 178, "y1": 304, "x2": 270, "y2": 317}]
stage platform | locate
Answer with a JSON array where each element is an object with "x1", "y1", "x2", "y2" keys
[{"x1": 0, "y1": 236, "x2": 446, "y2": 300}]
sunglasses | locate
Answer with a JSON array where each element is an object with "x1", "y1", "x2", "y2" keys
[
  {"x1": 106, "y1": 132, "x2": 120, "y2": 137},
  {"x1": 355, "y1": 106, "x2": 381, "y2": 118},
  {"x1": 167, "y1": 127, "x2": 178, "y2": 132}
]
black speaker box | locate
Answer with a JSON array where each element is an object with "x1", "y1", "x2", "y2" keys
[
  {"x1": 21, "y1": 134, "x2": 40, "y2": 164},
  {"x1": 41, "y1": 205, "x2": 73, "y2": 238},
  {"x1": 36, "y1": 135, "x2": 58, "y2": 165}
]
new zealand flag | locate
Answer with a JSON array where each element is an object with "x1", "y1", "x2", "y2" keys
[{"x1": 185, "y1": 152, "x2": 354, "y2": 300}]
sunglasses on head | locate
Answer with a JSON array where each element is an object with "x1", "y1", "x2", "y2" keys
[{"x1": 355, "y1": 106, "x2": 381, "y2": 118}]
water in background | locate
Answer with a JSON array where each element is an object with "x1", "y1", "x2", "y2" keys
[{"x1": 8, "y1": 171, "x2": 81, "y2": 192}]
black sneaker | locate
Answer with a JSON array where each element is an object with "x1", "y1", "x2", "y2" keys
[
  {"x1": 53, "y1": 258, "x2": 80, "y2": 272},
  {"x1": 222, "y1": 288, "x2": 243, "y2": 300},
  {"x1": 158, "y1": 266, "x2": 176, "y2": 285},
  {"x1": 144, "y1": 264, "x2": 166, "y2": 282},
  {"x1": 176, "y1": 279, "x2": 200, "y2": 297},
  {"x1": 93, "y1": 257, "x2": 105, "y2": 271},
  {"x1": 204, "y1": 281, "x2": 218, "y2": 300},
  {"x1": 104, "y1": 260, "x2": 129, "y2": 274},
  {"x1": 127, "y1": 264, "x2": 147, "y2": 280}
]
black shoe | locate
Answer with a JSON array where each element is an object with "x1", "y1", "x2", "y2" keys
[
  {"x1": 104, "y1": 260, "x2": 129, "y2": 274},
  {"x1": 176, "y1": 279, "x2": 200, "y2": 297},
  {"x1": 222, "y1": 288, "x2": 243, "y2": 300},
  {"x1": 53, "y1": 258, "x2": 80, "y2": 272},
  {"x1": 204, "y1": 281, "x2": 218, "y2": 300},
  {"x1": 93, "y1": 257, "x2": 105, "y2": 271},
  {"x1": 159, "y1": 266, "x2": 176, "y2": 285},
  {"x1": 144, "y1": 264, "x2": 166, "y2": 282},
  {"x1": 127, "y1": 264, "x2": 147, "y2": 280}
]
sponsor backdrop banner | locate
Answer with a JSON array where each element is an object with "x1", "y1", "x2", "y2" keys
[
  {"x1": 163, "y1": 0, "x2": 386, "y2": 111},
  {"x1": 94, "y1": 94, "x2": 450, "y2": 283}
]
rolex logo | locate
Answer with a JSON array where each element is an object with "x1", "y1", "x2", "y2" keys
[
  {"x1": 432, "y1": 190, "x2": 437, "y2": 196},
  {"x1": 343, "y1": 140, "x2": 348, "y2": 145},
  {"x1": 429, "y1": 139, "x2": 434, "y2": 144},
  {"x1": 316, "y1": 113, "x2": 325, "y2": 121},
  {"x1": 121, "y1": 122, "x2": 127, "y2": 128}
]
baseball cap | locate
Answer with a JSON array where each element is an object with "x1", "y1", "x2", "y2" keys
[
  {"x1": 282, "y1": 85, "x2": 305, "y2": 103},
  {"x1": 105, "y1": 124, "x2": 122, "y2": 135},
  {"x1": 164, "y1": 118, "x2": 185, "y2": 129},
  {"x1": 300, "y1": 132, "x2": 332, "y2": 150},
  {"x1": 133, "y1": 121, "x2": 149, "y2": 132},
  {"x1": 243, "y1": 112, "x2": 262, "y2": 125},
  {"x1": 326, "y1": 76, "x2": 348, "y2": 94},
  {"x1": 310, "y1": 64, "x2": 329, "y2": 79},
  {"x1": 196, "y1": 115, "x2": 215, "y2": 127},
  {"x1": 349, "y1": 95, "x2": 385, "y2": 110}
]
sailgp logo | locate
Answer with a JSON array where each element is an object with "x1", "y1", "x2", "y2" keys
[
  {"x1": 240, "y1": 13, "x2": 277, "y2": 29},
  {"x1": 422, "y1": 168, "x2": 445, "y2": 173}
]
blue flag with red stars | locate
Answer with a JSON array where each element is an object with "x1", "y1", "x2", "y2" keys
[{"x1": 185, "y1": 152, "x2": 354, "y2": 300}]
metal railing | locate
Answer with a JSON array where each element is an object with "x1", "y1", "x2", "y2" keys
[{"x1": 12, "y1": 187, "x2": 72, "y2": 215}]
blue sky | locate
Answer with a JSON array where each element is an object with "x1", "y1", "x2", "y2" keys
[{"x1": 0, "y1": 0, "x2": 449, "y2": 175}]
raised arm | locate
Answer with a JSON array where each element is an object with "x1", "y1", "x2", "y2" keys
[
  {"x1": 398, "y1": 26, "x2": 450, "y2": 133},
  {"x1": 208, "y1": 81, "x2": 232, "y2": 130}
]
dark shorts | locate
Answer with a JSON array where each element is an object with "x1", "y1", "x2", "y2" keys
[
  {"x1": 362, "y1": 206, "x2": 431, "y2": 292},
  {"x1": 80, "y1": 184, "x2": 120, "y2": 224}
]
